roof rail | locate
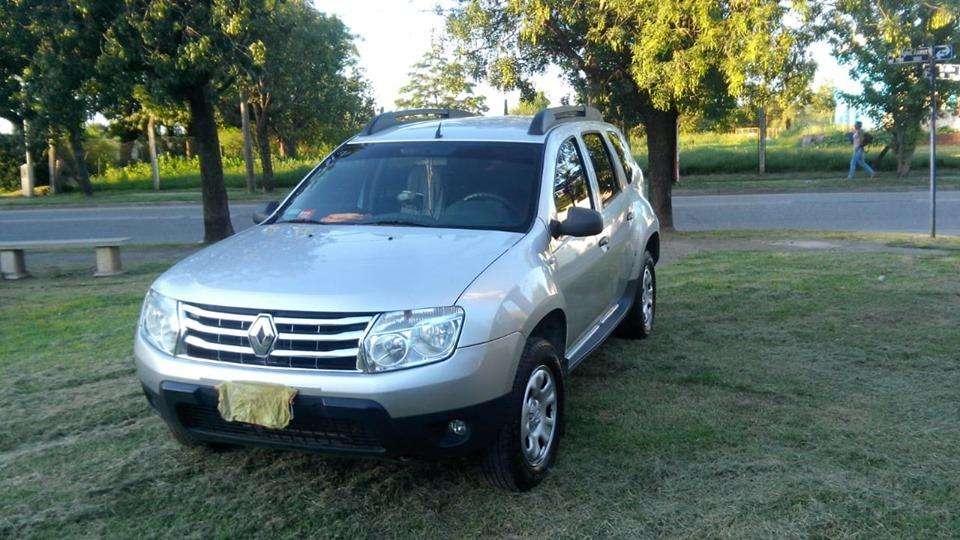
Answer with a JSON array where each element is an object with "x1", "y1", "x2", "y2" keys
[
  {"x1": 361, "y1": 108, "x2": 478, "y2": 136},
  {"x1": 527, "y1": 105, "x2": 603, "y2": 135}
]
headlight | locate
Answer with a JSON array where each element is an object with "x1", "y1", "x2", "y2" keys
[
  {"x1": 359, "y1": 306, "x2": 464, "y2": 372},
  {"x1": 139, "y1": 289, "x2": 180, "y2": 354}
]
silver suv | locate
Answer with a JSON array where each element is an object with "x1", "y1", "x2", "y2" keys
[{"x1": 135, "y1": 106, "x2": 660, "y2": 491}]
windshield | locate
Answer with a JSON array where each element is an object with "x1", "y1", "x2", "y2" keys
[{"x1": 277, "y1": 141, "x2": 543, "y2": 232}]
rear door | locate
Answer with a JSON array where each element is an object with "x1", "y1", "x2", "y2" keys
[
  {"x1": 580, "y1": 131, "x2": 631, "y2": 305},
  {"x1": 548, "y1": 136, "x2": 610, "y2": 347}
]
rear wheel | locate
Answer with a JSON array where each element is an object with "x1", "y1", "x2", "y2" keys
[
  {"x1": 481, "y1": 337, "x2": 563, "y2": 491},
  {"x1": 616, "y1": 250, "x2": 656, "y2": 339}
]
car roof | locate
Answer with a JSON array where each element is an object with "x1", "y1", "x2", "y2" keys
[{"x1": 349, "y1": 115, "x2": 614, "y2": 144}]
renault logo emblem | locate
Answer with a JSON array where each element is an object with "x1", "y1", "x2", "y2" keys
[{"x1": 247, "y1": 314, "x2": 277, "y2": 358}]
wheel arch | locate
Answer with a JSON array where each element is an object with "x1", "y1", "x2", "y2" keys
[
  {"x1": 645, "y1": 231, "x2": 660, "y2": 264},
  {"x1": 526, "y1": 309, "x2": 567, "y2": 361}
]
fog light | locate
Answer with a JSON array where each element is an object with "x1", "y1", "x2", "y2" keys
[{"x1": 448, "y1": 419, "x2": 468, "y2": 436}]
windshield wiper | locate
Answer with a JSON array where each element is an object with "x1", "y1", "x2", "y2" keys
[
  {"x1": 277, "y1": 218, "x2": 324, "y2": 225},
  {"x1": 358, "y1": 217, "x2": 432, "y2": 227}
]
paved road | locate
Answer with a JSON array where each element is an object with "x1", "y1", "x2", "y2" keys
[
  {"x1": 674, "y1": 190, "x2": 960, "y2": 235},
  {"x1": 1, "y1": 191, "x2": 958, "y2": 244}
]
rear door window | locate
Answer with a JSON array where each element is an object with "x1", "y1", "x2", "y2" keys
[
  {"x1": 552, "y1": 137, "x2": 593, "y2": 219},
  {"x1": 606, "y1": 131, "x2": 632, "y2": 184},
  {"x1": 582, "y1": 132, "x2": 621, "y2": 206}
]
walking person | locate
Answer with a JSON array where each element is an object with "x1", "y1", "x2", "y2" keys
[{"x1": 848, "y1": 121, "x2": 876, "y2": 179}]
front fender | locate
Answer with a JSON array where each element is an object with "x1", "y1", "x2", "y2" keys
[{"x1": 455, "y1": 221, "x2": 562, "y2": 347}]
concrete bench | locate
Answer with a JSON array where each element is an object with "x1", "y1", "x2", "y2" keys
[{"x1": 0, "y1": 238, "x2": 130, "y2": 280}]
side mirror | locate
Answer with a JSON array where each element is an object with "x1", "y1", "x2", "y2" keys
[
  {"x1": 551, "y1": 206, "x2": 603, "y2": 238},
  {"x1": 253, "y1": 201, "x2": 280, "y2": 224}
]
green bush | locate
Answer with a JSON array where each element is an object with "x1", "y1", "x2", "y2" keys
[{"x1": 91, "y1": 154, "x2": 321, "y2": 191}]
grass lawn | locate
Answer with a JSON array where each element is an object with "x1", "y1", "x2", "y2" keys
[{"x1": 2, "y1": 234, "x2": 960, "y2": 536}]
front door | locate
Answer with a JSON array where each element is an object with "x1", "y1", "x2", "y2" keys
[{"x1": 548, "y1": 136, "x2": 610, "y2": 348}]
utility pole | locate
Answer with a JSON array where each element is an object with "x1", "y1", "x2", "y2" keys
[
  {"x1": 240, "y1": 98, "x2": 256, "y2": 192},
  {"x1": 928, "y1": 48, "x2": 937, "y2": 238},
  {"x1": 147, "y1": 115, "x2": 160, "y2": 191}
]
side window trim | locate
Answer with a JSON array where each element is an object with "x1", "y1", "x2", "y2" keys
[
  {"x1": 605, "y1": 130, "x2": 631, "y2": 186},
  {"x1": 551, "y1": 135, "x2": 596, "y2": 218},
  {"x1": 580, "y1": 130, "x2": 622, "y2": 208}
]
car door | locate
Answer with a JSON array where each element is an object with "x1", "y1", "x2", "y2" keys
[
  {"x1": 580, "y1": 131, "x2": 631, "y2": 306},
  {"x1": 548, "y1": 136, "x2": 610, "y2": 347}
]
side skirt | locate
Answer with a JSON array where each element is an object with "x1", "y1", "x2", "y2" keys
[{"x1": 565, "y1": 277, "x2": 639, "y2": 372}]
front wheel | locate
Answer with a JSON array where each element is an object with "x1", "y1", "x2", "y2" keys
[
  {"x1": 481, "y1": 337, "x2": 563, "y2": 491},
  {"x1": 616, "y1": 250, "x2": 656, "y2": 339}
]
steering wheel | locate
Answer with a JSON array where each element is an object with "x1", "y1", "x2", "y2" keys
[{"x1": 456, "y1": 192, "x2": 518, "y2": 215}]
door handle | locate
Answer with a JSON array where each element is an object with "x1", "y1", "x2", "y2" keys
[
  {"x1": 598, "y1": 236, "x2": 610, "y2": 248},
  {"x1": 626, "y1": 210, "x2": 635, "y2": 221}
]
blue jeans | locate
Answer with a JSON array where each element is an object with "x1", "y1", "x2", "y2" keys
[{"x1": 848, "y1": 147, "x2": 875, "y2": 178}]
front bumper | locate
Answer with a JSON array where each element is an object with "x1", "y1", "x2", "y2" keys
[
  {"x1": 134, "y1": 330, "x2": 524, "y2": 457},
  {"x1": 144, "y1": 381, "x2": 510, "y2": 457}
]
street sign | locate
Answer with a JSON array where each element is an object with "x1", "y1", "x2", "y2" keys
[
  {"x1": 924, "y1": 64, "x2": 960, "y2": 80},
  {"x1": 933, "y1": 44, "x2": 955, "y2": 61},
  {"x1": 890, "y1": 45, "x2": 955, "y2": 237},
  {"x1": 938, "y1": 63, "x2": 960, "y2": 80},
  {"x1": 890, "y1": 45, "x2": 955, "y2": 64}
]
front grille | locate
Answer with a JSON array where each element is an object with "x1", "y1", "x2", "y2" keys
[
  {"x1": 177, "y1": 403, "x2": 383, "y2": 451},
  {"x1": 179, "y1": 303, "x2": 373, "y2": 370}
]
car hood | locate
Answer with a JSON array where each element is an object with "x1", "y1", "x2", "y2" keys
[{"x1": 153, "y1": 223, "x2": 522, "y2": 312}]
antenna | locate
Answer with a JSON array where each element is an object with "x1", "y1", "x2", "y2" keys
[{"x1": 435, "y1": 121, "x2": 443, "y2": 139}]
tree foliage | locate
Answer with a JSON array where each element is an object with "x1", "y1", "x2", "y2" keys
[
  {"x1": 396, "y1": 39, "x2": 488, "y2": 114},
  {"x1": 100, "y1": 0, "x2": 273, "y2": 241},
  {"x1": 448, "y1": 0, "x2": 813, "y2": 227},
  {"x1": 825, "y1": 1, "x2": 960, "y2": 177},
  {"x1": 236, "y1": 1, "x2": 372, "y2": 191}
]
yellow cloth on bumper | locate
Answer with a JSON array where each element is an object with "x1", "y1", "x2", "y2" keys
[{"x1": 216, "y1": 381, "x2": 298, "y2": 429}]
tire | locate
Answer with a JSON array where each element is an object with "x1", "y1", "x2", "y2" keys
[
  {"x1": 616, "y1": 250, "x2": 656, "y2": 340},
  {"x1": 482, "y1": 337, "x2": 564, "y2": 492}
]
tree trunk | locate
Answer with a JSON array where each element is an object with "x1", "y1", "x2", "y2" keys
[
  {"x1": 68, "y1": 127, "x2": 94, "y2": 196},
  {"x1": 240, "y1": 99, "x2": 256, "y2": 192},
  {"x1": 758, "y1": 107, "x2": 767, "y2": 175},
  {"x1": 254, "y1": 109, "x2": 274, "y2": 192},
  {"x1": 147, "y1": 115, "x2": 160, "y2": 191},
  {"x1": 894, "y1": 124, "x2": 913, "y2": 178},
  {"x1": 643, "y1": 106, "x2": 679, "y2": 229},
  {"x1": 48, "y1": 141, "x2": 59, "y2": 194},
  {"x1": 185, "y1": 84, "x2": 234, "y2": 242},
  {"x1": 278, "y1": 135, "x2": 298, "y2": 159}
]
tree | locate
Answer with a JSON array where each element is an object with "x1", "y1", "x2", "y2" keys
[
  {"x1": 21, "y1": 1, "x2": 122, "y2": 196},
  {"x1": 448, "y1": 0, "x2": 813, "y2": 227},
  {"x1": 509, "y1": 90, "x2": 550, "y2": 115},
  {"x1": 237, "y1": 1, "x2": 372, "y2": 191},
  {"x1": 826, "y1": 1, "x2": 959, "y2": 177},
  {"x1": 396, "y1": 39, "x2": 488, "y2": 114},
  {"x1": 100, "y1": 0, "x2": 268, "y2": 242},
  {"x1": 0, "y1": 1, "x2": 43, "y2": 188}
]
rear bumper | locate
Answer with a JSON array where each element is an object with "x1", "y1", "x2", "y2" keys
[{"x1": 144, "y1": 381, "x2": 509, "y2": 457}]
